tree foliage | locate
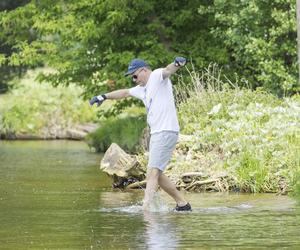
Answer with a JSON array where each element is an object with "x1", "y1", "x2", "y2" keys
[
  {"x1": 0, "y1": 0, "x2": 298, "y2": 107},
  {"x1": 0, "y1": 0, "x2": 30, "y2": 93},
  {"x1": 204, "y1": 0, "x2": 298, "y2": 96}
]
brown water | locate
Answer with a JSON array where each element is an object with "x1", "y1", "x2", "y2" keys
[{"x1": 0, "y1": 140, "x2": 299, "y2": 249}]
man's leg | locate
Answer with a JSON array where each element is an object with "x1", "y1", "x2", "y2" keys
[
  {"x1": 158, "y1": 173, "x2": 187, "y2": 206},
  {"x1": 143, "y1": 167, "x2": 161, "y2": 210}
]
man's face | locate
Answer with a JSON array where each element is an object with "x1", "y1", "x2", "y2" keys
[{"x1": 132, "y1": 68, "x2": 145, "y2": 86}]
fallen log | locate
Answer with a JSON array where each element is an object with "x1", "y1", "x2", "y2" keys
[
  {"x1": 186, "y1": 179, "x2": 219, "y2": 191},
  {"x1": 181, "y1": 172, "x2": 205, "y2": 178},
  {"x1": 126, "y1": 180, "x2": 147, "y2": 189}
]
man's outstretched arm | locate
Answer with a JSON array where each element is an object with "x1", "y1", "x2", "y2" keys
[
  {"x1": 162, "y1": 57, "x2": 187, "y2": 79},
  {"x1": 105, "y1": 89, "x2": 130, "y2": 99},
  {"x1": 89, "y1": 89, "x2": 130, "y2": 107}
]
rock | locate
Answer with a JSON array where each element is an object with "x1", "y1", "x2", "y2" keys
[
  {"x1": 100, "y1": 143, "x2": 145, "y2": 178},
  {"x1": 66, "y1": 123, "x2": 99, "y2": 140},
  {"x1": 75, "y1": 123, "x2": 98, "y2": 133},
  {"x1": 66, "y1": 129, "x2": 87, "y2": 140}
]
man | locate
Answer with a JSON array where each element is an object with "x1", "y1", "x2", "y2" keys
[{"x1": 90, "y1": 57, "x2": 191, "y2": 212}]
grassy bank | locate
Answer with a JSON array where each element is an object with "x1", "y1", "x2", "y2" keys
[
  {"x1": 163, "y1": 66, "x2": 300, "y2": 193},
  {"x1": 0, "y1": 69, "x2": 97, "y2": 138}
]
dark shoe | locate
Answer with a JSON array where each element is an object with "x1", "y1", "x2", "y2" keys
[{"x1": 175, "y1": 202, "x2": 192, "y2": 212}]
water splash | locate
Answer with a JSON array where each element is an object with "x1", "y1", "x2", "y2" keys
[
  {"x1": 146, "y1": 192, "x2": 170, "y2": 213},
  {"x1": 99, "y1": 192, "x2": 171, "y2": 213}
]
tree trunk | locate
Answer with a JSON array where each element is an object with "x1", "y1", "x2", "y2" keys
[{"x1": 297, "y1": 0, "x2": 300, "y2": 83}]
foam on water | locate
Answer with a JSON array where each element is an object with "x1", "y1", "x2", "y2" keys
[
  {"x1": 99, "y1": 204, "x2": 144, "y2": 213},
  {"x1": 99, "y1": 200, "x2": 253, "y2": 214}
]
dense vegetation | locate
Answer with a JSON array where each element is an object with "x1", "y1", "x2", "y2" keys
[
  {"x1": 0, "y1": 0, "x2": 298, "y2": 116},
  {"x1": 169, "y1": 67, "x2": 300, "y2": 193}
]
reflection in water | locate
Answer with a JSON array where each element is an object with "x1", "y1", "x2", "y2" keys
[{"x1": 143, "y1": 211, "x2": 179, "y2": 250}]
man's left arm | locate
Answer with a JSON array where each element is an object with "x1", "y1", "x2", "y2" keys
[{"x1": 162, "y1": 57, "x2": 187, "y2": 79}]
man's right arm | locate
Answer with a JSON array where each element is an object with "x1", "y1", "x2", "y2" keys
[
  {"x1": 89, "y1": 89, "x2": 130, "y2": 106},
  {"x1": 105, "y1": 89, "x2": 130, "y2": 99}
]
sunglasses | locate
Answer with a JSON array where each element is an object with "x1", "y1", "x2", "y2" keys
[{"x1": 132, "y1": 68, "x2": 143, "y2": 82}]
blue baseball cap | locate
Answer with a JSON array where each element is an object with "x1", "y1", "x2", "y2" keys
[{"x1": 125, "y1": 58, "x2": 148, "y2": 76}]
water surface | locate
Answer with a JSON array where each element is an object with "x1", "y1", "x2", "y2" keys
[{"x1": 0, "y1": 141, "x2": 299, "y2": 249}]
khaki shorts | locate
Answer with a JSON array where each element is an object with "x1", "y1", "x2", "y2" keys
[{"x1": 148, "y1": 131, "x2": 178, "y2": 171}]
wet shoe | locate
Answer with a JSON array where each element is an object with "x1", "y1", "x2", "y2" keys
[{"x1": 174, "y1": 202, "x2": 192, "y2": 212}]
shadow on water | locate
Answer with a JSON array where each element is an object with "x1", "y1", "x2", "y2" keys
[{"x1": 1, "y1": 141, "x2": 300, "y2": 249}]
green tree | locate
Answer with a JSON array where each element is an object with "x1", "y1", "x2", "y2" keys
[
  {"x1": 202, "y1": 0, "x2": 298, "y2": 96},
  {"x1": 297, "y1": 0, "x2": 300, "y2": 83},
  {"x1": 0, "y1": 0, "x2": 298, "y2": 105},
  {"x1": 0, "y1": 0, "x2": 30, "y2": 93},
  {"x1": 0, "y1": 0, "x2": 223, "y2": 115}
]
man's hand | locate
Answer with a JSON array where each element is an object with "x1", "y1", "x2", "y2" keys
[
  {"x1": 174, "y1": 57, "x2": 187, "y2": 67},
  {"x1": 89, "y1": 94, "x2": 107, "y2": 107},
  {"x1": 162, "y1": 57, "x2": 188, "y2": 79}
]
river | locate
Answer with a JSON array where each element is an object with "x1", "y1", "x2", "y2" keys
[{"x1": 0, "y1": 140, "x2": 299, "y2": 249}]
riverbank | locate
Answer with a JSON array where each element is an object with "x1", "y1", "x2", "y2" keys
[
  {"x1": 0, "y1": 123, "x2": 98, "y2": 140},
  {"x1": 0, "y1": 68, "x2": 98, "y2": 140}
]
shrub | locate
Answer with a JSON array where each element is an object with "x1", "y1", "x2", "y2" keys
[{"x1": 86, "y1": 115, "x2": 146, "y2": 153}]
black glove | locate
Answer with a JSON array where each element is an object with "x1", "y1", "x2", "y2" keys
[
  {"x1": 174, "y1": 57, "x2": 187, "y2": 67},
  {"x1": 89, "y1": 94, "x2": 107, "y2": 107}
]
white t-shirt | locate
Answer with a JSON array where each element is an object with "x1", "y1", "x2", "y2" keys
[{"x1": 129, "y1": 68, "x2": 180, "y2": 134}]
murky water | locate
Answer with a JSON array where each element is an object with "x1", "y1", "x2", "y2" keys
[{"x1": 1, "y1": 141, "x2": 300, "y2": 249}]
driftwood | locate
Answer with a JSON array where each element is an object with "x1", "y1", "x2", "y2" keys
[
  {"x1": 186, "y1": 179, "x2": 219, "y2": 191},
  {"x1": 100, "y1": 143, "x2": 145, "y2": 188},
  {"x1": 176, "y1": 171, "x2": 230, "y2": 192},
  {"x1": 181, "y1": 172, "x2": 207, "y2": 183},
  {"x1": 126, "y1": 180, "x2": 147, "y2": 189}
]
